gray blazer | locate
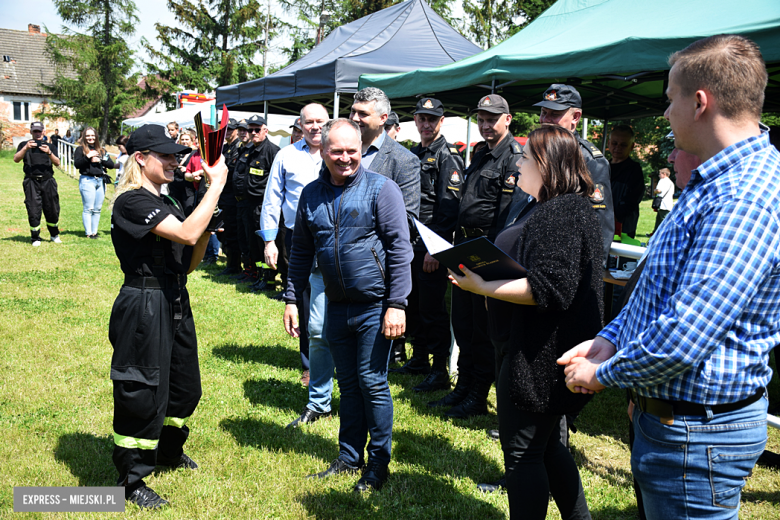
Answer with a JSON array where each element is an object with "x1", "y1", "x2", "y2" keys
[{"x1": 369, "y1": 133, "x2": 421, "y2": 221}]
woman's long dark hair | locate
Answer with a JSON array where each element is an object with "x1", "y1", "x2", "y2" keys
[
  {"x1": 526, "y1": 125, "x2": 594, "y2": 203},
  {"x1": 79, "y1": 126, "x2": 104, "y2": 156}
]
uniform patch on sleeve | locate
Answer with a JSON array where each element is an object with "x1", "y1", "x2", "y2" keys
[
  {"x1": 591, "y1": 183, "x2": 605, "y2": 204},
  {"x1": 450, "y1": 171, "x2": 461, "y2": 184},
  {"x1": 505, "y1": 175, "x2": 516, "y2": 187}
]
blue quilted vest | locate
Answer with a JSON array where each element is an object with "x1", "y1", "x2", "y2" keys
[{"x1": 299, "y1": 166, "x2": 390, "y2": 303}]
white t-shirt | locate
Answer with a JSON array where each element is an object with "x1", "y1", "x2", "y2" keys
[{"x1": 656, "y1": 177, "x2": 674, "y2": 211}]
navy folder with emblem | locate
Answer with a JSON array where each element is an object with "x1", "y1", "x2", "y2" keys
[{"x1": 414, "y1": 219, "x2": 526, "y2": 281}]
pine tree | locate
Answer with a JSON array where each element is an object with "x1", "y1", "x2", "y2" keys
[
  {"x1": 463, "y1": 0, "x2": 556, "y2": 48},
  {"x1": 45, "y1": 0, "x2": 143, "y2": 142},
  {"x1": 145, "y1": 0, "x2": 278, "y2": 96}
]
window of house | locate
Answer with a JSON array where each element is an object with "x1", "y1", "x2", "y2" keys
[{"x1": 13, "y1": 101, "x2": 30, "y2": 122}]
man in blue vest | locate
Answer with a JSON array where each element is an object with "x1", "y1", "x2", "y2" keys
[{"x1": 283, "y1": 118, "x2": 412, "y2": 493}]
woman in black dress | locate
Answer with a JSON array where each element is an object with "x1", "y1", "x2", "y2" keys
[
  {"x1": 108, "y1": 124, "x2": 227, "y2": 509},
  {"x1": 450, "y1": 125, "x2": 603, "y2": 520}
]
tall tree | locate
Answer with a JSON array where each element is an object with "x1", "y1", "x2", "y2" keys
[
  {"x1": 45, "y1": 0, "x2": 142, "y2": 141},
  {"x1": 463, "y1": 0, "x2": 555, "y2": 48},
  {"x1": 145, "y1": 0, "x2": 278, "y2": 96}
]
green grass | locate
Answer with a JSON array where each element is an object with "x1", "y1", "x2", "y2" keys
[{"x1": 0, "y1": 158, "x2": 778, "y2": 519}]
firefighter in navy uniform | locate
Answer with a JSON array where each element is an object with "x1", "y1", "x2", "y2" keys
[
  {"x1": 108, "y1": 125, "x2": 227, "y2": 510},
  {"x1": 216, "y1": 118, "x2": 243, "y2": 276},
  {"x1": 390, "y1": 98, "x2": 462, "y2": 393},
  {"x1": 534, "y1": 84, "x2": 615, "y2": 264},
  {"x1": 233, "y1": 115, "x2": 280, "y2": 289},
  {"x1": 429, "y1": 94, "x2": 521, "y2": 419},
  {"x1": 13, "y1": 121, "x2": 62, "y2": 245}
]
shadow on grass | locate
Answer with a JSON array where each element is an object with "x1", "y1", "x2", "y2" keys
[
  {"x1": 220, "y1": 416, "x2": 337, "y2": 463},
  {"x1": 297, "y1": 471, "x2": 505, "y2": 520},
  {"x1": 392, "y1": 430, "x2": 503, "y2": 483},
  {"x1": 54, "y1": 432, "x2": 117, "y2": 486},
  {"x1": 213, "y1": 343, "x2": 300, "y2": 370},
  {"x1": 1, "y1": 235, "x2": 34, "y2": 243},
  {"x1": 743, "y1": 489, "x2": 780, "y2": 505},
  {"x1": 244, "y1": 377, "x2": 309, "y2": 411},
  {"x1": 571, "y1": 444, "x2": 635, "y2": 491}
]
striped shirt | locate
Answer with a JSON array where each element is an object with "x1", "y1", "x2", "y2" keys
[{"x1": 597, "y1": 131, "x2": 780, "y2": 404}]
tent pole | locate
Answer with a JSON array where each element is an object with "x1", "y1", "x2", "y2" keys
[
  {"x1": 264, "y1": 101, "x2": 268, "y2": 122},
  {"x1": 333, "y1": 92, "x2": 340, "y2": 118},
  {"x1": 465, "y1": 115, "x2": 472, "y2": 166},
  {"x1": 601, "y1": 120, "x2": 609, "y2": 153}
]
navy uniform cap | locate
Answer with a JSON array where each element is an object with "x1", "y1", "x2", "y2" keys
[
  {"x1": 533, "y1": 84, "x2": 583, "y2": 110},
  {"x1": 414, "y1": 98, "x2": 444, "y2": 117},
  {"x1": 247, "y1": 115, "x2": 267, "y2": 126}
]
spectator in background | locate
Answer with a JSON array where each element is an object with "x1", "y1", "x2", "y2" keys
[
  {"x1": 650, "y1": 167, "x2": 674, "y2": 234},
  {"x1": 167, "y1": 122, "x2": 180, "y2": 142},
  {"x1": 115, "y1": 135, "x2": 129, "y2": 185},
  {"x1": 74, "y1": 126, "x2": 115, "y2": 238},
  {"x1": 608, "y1": 125, "x2": 645, "y2": 238},
  {"x1": 290, "y1": 118, "x2": 304, "y2": 144},
  {"x1": 384, "y1": 112, "x2": 401, "y2": 141},
  {"x1": 50, "y1": 129, "x2": 61, "y2": 155},
  {"x1": 64, "y1": 129, "x2": 75, "y2": 144}
]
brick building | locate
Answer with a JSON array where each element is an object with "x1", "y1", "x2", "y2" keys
[{"x1": 0, "y1": 24, "x2": 72, "y2": 148}]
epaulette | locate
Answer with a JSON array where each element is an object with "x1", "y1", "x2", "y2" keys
[
  {"x1": 510, "y1": 140, "x2": 523, "y2": 154},
  {"x1": 446, "y1": 143, "x2": 460, "y2": 155},
  {"x1": 579, "y1": 137, "x2": 603, "y2": 158}
]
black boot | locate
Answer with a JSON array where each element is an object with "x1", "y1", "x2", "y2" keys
[
  {"x1": 427, "y1": 377, "x2": 472, "y2": 408},
  {"x1": 389, "y1": 354, "x2": 430, "y2": 375},
  {"x1": 218, "y1": 249, "x2": 241, "y2": 276},
  {"x1": 445, "y1": 382, "x2": 490, "y2": 419},
  {"x1": 413, "y1": 368, "x2": 450, "y2": 392}
]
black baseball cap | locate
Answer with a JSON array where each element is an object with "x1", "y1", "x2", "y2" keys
[
  {"x1": 533, "y1": 84, "x2": 582, "y2": 110},
  {"x1": 127, "y1": 124, "x2": 192, "y2": 155},
  {"x1": 247, "y1": 115, "x2": 267, "y2": 126},
  {"x1": 415, "y1": 98, "x2": 444, "y2": 117},
  {"x1": 227, "y1": 118, "x2": 238, "y2": 130},
  {"x1": 290, "y1": 117, "x2": 301, "y2": 130},
  {"x1": 385, "y1": 112, "x2": 400, "y2": 127},
  {"x1": 473, "y1": 94, "x2": 511, "y2": 114},
  {"x1": 30, "y1": 121, "x2": 44, "y2": 131},
  {"x1": 237, "y1": 119, "x2": 249, "y2": 130}
]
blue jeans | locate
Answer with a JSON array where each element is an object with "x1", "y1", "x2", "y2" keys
[
  {"x1": 632, "y1": 395, "x2": 767, "y2": 520},
  {"x1": 79, "y1": 175, "x2": 105, "y2": 235},
  {"x1": 327, "y1": 301, "x2": 393, "y2": 466},
  {"x1": 306, "y1": 268, "x2": 334, "y2": 414},
  {"x1": 205, "y1": 234, "x2": 220, "y2": 260}
]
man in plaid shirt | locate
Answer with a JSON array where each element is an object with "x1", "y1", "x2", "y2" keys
[{"x1": 559, "y1": 34, "x2": 779, "y2": 519}]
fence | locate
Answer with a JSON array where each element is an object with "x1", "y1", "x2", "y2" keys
[{"x1": 57, "y1": 140, "x2": 118, "y2": 180}]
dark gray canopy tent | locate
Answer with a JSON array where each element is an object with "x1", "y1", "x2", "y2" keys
[{"x1": 214, "y1": 0, "x2": 482, "y2": 117}]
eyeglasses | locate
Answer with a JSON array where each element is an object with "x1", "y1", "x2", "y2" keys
[{"x1": 248, "y1": 128, "x2": 264, "y2": 134}]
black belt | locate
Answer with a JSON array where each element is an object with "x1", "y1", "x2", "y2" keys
[
  {"x1": 460, "y1": 226, "x2": 487, "y2": 238},
  {"x1": 123, "y1": 274, "x2": 187, "y2": 290},
  {"x1": 631, "y1": 388, "x2": 764, "y2": 425}
]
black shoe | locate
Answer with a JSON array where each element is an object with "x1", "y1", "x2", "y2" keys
[
  {"x1": 354, "y1": 462, "x2": 389, "y2": 492},
  {"x1": 126, "y1": 485, "x2": 169, "y2": 509},
  {"x1": 427, "y1": 380, "x2": 472, "y2": 408},
  {"x1": 217, "y1": 266, "x2": 241, "y2": 276},
  {"x1": 307, "y1": 458, "x2": 363, "y2": 479},
  {"x1": 201, "y1": 256, "x2": 217, "y2": 266},
  {"x1": 413, "y1": 369, "x2": 450, "y2": 392},
  {"x1": 487, "y1": 429, "x2": 500, "y2": 441},
  {"x1": 250, "y1": 279, "x2": 270, "y2": 292},
  {"x1": 477, "y1": 476, "x2": 506, "y2": 493},
  {"x1": 445, "y1": 389, "x2": 489, "y2": 419},
  {"x1": 287, "y1": 407, "x2": 330, "y2": 429},
  {"x1": 389, "y1": 357, "x2": 430, "y2": 375},
  {"x1": 156, "y1": 453, "x2": 199, "y2": 470}
]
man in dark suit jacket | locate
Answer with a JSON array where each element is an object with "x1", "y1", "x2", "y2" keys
[{"x1": 350, "y1": 87, "x2": 421, "y2": 364}]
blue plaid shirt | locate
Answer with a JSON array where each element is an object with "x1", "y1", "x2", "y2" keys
[{"x1": 597, "y1": 131, "x2": 780, "y2": 404}]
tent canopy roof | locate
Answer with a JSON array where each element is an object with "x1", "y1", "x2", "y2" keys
[
  {"x1": 359, "y1": 0, "x2": 780, "y2": 121},
  {"x1": 215, "y1": 0, "x2": 481, "y2": 115}
]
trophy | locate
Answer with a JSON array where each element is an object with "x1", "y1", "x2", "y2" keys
[{"x1": 194, "y1": 105, "x2": 229, "y2": 232}]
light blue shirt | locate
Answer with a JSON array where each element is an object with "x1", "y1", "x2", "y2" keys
[
  {"x1": 259, "y1": 139, "x2": 323, "y2": 241},
  {"x1": 361, "y1": 131, "x2": 386, "y2": 170}
]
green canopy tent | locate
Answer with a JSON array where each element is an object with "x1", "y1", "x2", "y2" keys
[{"x1": 359, "y1": 0, "x2": 780, "y2": 124}]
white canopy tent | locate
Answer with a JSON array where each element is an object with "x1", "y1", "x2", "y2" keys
[{"x1": 122, "y1": 102, "x2": 300, "y2": 147}]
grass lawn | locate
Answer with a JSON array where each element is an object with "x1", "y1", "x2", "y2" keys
[{"x1": 1, "y1": 154, "x2": 778, "y2": 519}]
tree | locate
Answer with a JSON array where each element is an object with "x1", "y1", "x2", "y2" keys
[
  {"x1": 44, "y1": 0, "x2": 143, "y2": 142},
  {"x1": 145, "y1": 0, "x2": 278, "y2": 96},
  {"x1": 462, "y1": 0, "x2": 555, "y2": 48}
]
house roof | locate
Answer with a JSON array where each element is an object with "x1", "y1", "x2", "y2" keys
[{"x1": 0, "y1": 27, "x2": 59, "y2": 97}]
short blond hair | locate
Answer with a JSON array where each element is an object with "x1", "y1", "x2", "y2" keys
[{"x1": 669, "y1": 34, "x2": 767, "y2": 120}]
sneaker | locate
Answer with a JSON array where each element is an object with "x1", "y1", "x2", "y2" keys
[
  {"x1": 32, "y1": 240, "x2": 42, "y2": 247},
  {"x1": 51, "y1": 236, "x2": 62, "y2": 243},
  {"x1": 126, "y1": 485, "x2": 169, "y2": 510}
]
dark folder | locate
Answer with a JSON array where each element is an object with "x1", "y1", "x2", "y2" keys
[{"x1": 414, "y1": 219, "x2": 526, "y2": 281}]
